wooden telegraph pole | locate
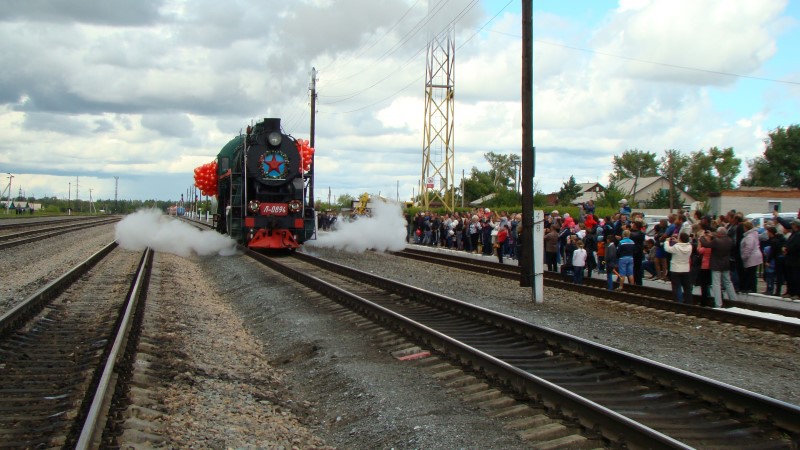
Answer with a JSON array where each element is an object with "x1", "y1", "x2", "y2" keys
[{"x1": 520, "y1": 0, "x2": 533, "y2": 288}]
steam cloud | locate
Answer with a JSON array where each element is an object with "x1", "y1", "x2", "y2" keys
[
  {"x1": 115, "y1": 208, "x2": 238, "y2": 257},
  {"x1": 306, "y1": 201, "x2": 407, "y2": 253}
]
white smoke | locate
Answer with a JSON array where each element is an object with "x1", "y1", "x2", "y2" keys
[
  {"x1": 306, "y1": 201, "x2": 407, "y2": 253},
  {"x1": 115, "y1": 208, "x2": 238, "y2": 257}
]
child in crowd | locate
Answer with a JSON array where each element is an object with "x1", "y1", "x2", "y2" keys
[
  {"x1": 572, "y1": 240, "x2": 587, "y2": 285},
  {"x1": 763, "y1": 245, "x2": 775, "y2": 296}
]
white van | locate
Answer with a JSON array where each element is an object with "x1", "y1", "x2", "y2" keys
[
  {"x1": 745, "y1": 213, "x2": 797, "y2": 232},
  {"x1": 643, "y1": 215, "x2": 669, "y2": 240}
]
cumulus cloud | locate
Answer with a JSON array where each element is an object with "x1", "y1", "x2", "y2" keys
[
  {"x1": 141, "y1": 113, "x2": 194, "y2": 138},
  {"x1": 595, "y1": 0, "x2": 785, "y2": 86},
  {"x1": 0, "y1": 0, "x2": 795, "y2": 201},
  {"x1": 0, "y1": 0, "x2": 163, "y2": 25}
]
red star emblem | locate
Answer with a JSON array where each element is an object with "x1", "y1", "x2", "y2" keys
[{"x1": 265, "y1": 154, "x2": 283, "y2": 173}]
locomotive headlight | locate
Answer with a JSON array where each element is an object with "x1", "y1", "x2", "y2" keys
[
  {"x1": 249, "y1": 200, "x2": 260, "y2": 213},
  {"x1": 288, "y1": 200, "x2": 302, "y2": 212},
  {"x1": 268, "y1": 131, "x2": 282, "y2": 146}
]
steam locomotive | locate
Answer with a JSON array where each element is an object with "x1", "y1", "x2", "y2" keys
[{"x1": 213, "y1": 118, "x2": 316, "y2": 249}]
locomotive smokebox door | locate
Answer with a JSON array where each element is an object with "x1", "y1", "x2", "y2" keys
[{"x1": 246, "y1": 119, "x2": 301, "y2": 186}]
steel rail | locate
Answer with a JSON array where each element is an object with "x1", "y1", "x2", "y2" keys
[
  {"x1": 250, "y1": 250, "x2": 686, "y2": 449},
  {"x1": 75, "y1": 247, "x2": 153, "y2": 449},
  {"x1": 0, "y1": 217, "x2": 119, "y2": 249},
  {"x1": 394, "y1": 248, "x2": 800, "y2": 336},
  {"x1": 0, "y1": 215, "x2": 98, "y2": 231},
  {"x1": 252, "y1": 250, "x2": 800, "y2": 448},
  {"x1": 0, "y1": 241, "x2": 118, "y2": 338}
]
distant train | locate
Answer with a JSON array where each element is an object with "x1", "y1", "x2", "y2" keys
[{"x1": 206, "y1": 118, "x2": 316, "y2": 249}]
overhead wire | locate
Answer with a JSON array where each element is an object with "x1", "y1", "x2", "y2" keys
[
  {"x1": 321, "y1": 0, "x2": 452, "y2": 89},
  {"x1": 484, "y1": 29, "x2": 800, "y2": 86},
  {"x1": 319, "y1": 0, "x2": 482, "y2": 112},
  {"x1": 284, "y1": 89, "x2": 311, "y2": 133},
  {"x1": 458, "y1": 0, "x2": 512, "y2": 50},
  {"x1": 317, "y1": 0, "x2": 422, "y2": 77}
]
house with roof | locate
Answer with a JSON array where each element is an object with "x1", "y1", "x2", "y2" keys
[
  {"x1": 614, "y1": 176, "x2": 696, "y2": 207},
  {"x1": 0, "y1": 200, "x2": 41, "y2": 213},
  {"x1": 546, "y1": 182, "x2": 605, "y2": 206},
  {"x1": 571, "y1": 182, "x2": 605, "y2": 205},
  {"x1": 706, "y1": 187, "x2": 800, "y2": 216}
]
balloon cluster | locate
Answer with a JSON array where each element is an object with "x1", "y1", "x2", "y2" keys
[
  {"x1": 296, "y1": 139, "x2": 315, "y2": 173},
  {"x1": 194, "y1": 161, "x2": 218, "y2": 197}
]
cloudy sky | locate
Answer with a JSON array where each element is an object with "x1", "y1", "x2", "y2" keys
[{"x1": 1, "y1": 0, "x2": 798, "y2": 204}]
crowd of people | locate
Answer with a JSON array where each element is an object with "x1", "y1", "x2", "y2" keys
[
  {"x1": 407, "y1": 200, "x2": 800, "y2": 308},
  {"x1": 541, "y1": 204, "x2": 800, "y2": 307},
  {"x1": 406, "y1": 208, "x2": 521, "y2": 264}
]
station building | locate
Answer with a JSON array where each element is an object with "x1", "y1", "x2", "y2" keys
[{"x1": 707, "y1": 187, "x2": 800, "y2": 216}]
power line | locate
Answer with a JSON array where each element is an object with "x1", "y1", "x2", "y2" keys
[
  {"x1": 318, "y1": 0, "x2": 482, "y2": 110},
  {"x1": 321, "y1": 0, "x2": 480, "y2": 94},
  {"x1": 321, "y1": 0, "x2": 451, "y2": 88},
  {"x1": 458, "y1": 0, "x2": 513, "y2": 50},
  {"x1": 318, "y1": 0, "x2": 423, "y2": 76},
  {"x1": 321, "y1": 73, "x2": 423, "y2": 115},
  {"x1": 487, "y1": 29, "x2": 800, "y2": 86}
]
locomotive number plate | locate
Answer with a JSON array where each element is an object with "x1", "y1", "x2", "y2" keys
[{"x1": 260, "y1": 203, "x2": 289, "y2": 216}]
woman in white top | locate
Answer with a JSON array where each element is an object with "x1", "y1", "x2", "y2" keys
[
  {"x1": 663, "y1": 232, "x2": 694, "y2": 304},
  {"x1": 572, "y1": 240, "x2": 587, "y2": 285}
]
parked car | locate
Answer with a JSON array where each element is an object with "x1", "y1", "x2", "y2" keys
[{"x1": 745, "y1": 212, "x2": 797, "y2": 233}]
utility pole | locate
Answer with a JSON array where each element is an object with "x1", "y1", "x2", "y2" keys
[
  {"x1": 461, "y1": 169, "x2": 465, "y2": 208},
  {"x1": 668, "y1": 151, "x2": 674, "y2": 213},
  {"x1": 632, "y1": 166, "x2": 641, "y2": 207},
  {"x1": 308, "y1": 67, "x2": 317, "y2": 210},
  {"x1": 114, "y1": 176, "x2": 119, "y2": 212},
  {"x1": 68, "y1": 181, "x2": 71, "y2": 213},
  {"x1": 89, "y1": 188, "x2": 96, "y2": 214},
  {"x1": 75, "y1": 176, "x2": 80, "y2": 212},
  {"x1": 3, "y1": 173, "x2": 12, "y2": 214},
  {"x1": 521, "y1": 0, "x2": 543, "y2": 303},
  {"x1": 520, "y1": 0, "x2": 534, "y2": 288}
]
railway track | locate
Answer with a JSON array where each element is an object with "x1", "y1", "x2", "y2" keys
[
  {"x1": 249, "y1": 249, "x2": 800, "y2": 449},
  {"x1": 0, "y1": 216, "x2": 101, "y2": 231},
  {"x1": 0, "y1": 217, "x2": 120, "y2": 250},
  {"x1": 393, "y1": 247, "x2": 800, "y2": 337},
  {"x1": 0, "y1": 243, "x2": 151, "y2": 448}
]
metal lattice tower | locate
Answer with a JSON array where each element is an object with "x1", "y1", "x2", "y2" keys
[{"x1": 420, "y1": 28, "x2": 455, "y2": 212}]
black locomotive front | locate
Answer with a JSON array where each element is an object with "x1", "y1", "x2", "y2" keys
[
  {"x1": 215, "y1": 118, "x2": 315, "y2": 249},
  {"x1": 243, "y1": 118, "x2": 314, "y2": 249}
]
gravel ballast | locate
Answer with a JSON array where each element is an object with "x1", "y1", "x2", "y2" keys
[
  {"x1": 6, "y1": 224, "x2": 798, "y2": 447},
  {"x1": 129, "y1": 244, "x2": 798, "y2": 447}
]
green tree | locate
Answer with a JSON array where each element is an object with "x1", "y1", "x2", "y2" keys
[
  {"x1": 741, "y1": 124, "x2": 800, "y2": 188},
  {"x1": 484, "y1": 151, "x2": 520, "y2": 190},
  {"x1": 610, "y1": 149, "x2": 660, "y2": 182},
  {"x1": 597, "y1": 181, "x2": 625, "y2": 208},
  {"x1": 683, "y1": 147, "x2": 741, "y2": 200},
  {"x1": 557, "y1": 175, "x2": 581, "y2": 205},
  {"x1": 461, "y1": 152, "x2": 522, "y2": 204},
  {"x1": 462, "y1": 167, "x2": 495, "y2": 203},
  {"x1": 335, "y1": 194, "x2": 354, "y2": 209},
  {"x1": 647, "y1": 188, "x2": 685, "y2": 209},
  {"x1": 532, "y1": 181, "x2": 548, "y2": 207},
  {"x1": 742, "y1": 156, "x2": 782, "y2": 187},
  {"x1": 659, "y1": 149, "x2": 691, "y2": 193}
]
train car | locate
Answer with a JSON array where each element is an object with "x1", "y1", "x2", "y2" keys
[{"x1": 205, "y1": 118, "x2": 316, "y2": 249}]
